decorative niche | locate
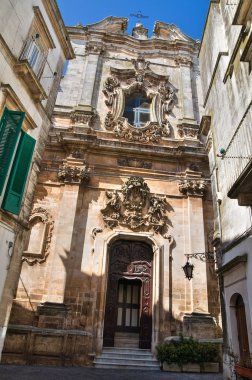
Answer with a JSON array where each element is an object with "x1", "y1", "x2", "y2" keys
[
  {"x1": 22, "y1": 207, "x2": 54, "y2": 265},
  {"x1": 103, "y1": 56, "x2": 176, "y2": 144}
]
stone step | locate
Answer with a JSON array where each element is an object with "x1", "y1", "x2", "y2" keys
[
  {"x1": 103, "y1": 347, "x2": 150, "y2": 353},
  {"x1": 100, "y1": 352, "x2": 154, "y2": 359},
  {"x1": 94, "y1": 362, "x2": 160, "y2": 370},
  {"x1": 94, "y1": 347, "x2": 160, "y2": 371},
  {"x1": 95, "y1": 357, "x2": 159, "y2": 365}
]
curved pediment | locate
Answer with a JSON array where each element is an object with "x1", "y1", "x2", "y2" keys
[
  {"x1": 153, "y1": 21, "x2": 194, "y2": 42},
  {"x1": 85, "y1": 16, "x2": 128, "y2": 33}
]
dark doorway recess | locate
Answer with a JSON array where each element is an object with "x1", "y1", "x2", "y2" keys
[
  {"x1": 103, "y1": 240, "x2": 153, "y2": 349},
  {"x1": 235, "y1": 294, "x2": 250, "y2": 366}
]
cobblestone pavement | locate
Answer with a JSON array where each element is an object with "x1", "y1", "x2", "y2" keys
[{"x1": 0, "y1": 365, "x2": 223, "y2": 380}]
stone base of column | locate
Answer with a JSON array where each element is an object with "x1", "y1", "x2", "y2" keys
[
  {"x1": 36, "y1": 302, "x2": 71, "y2": 329},
  {"x1": 183, "y1": 312, "x2": 218, "y2": 339}
]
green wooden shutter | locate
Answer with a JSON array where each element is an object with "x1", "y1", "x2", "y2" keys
[
  {"x1": 0, "y1": 108, "x2": 25, "y2": 195},
  {"x1": 2, "y1": 131, "x2": 36, "y2": 215}
]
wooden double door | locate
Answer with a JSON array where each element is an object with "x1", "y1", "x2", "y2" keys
[{"x1": 103, "y1": 240, "x2": 153, "y2": 349}]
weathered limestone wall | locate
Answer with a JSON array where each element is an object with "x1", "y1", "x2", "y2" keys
[
  {"x1": 199, "y1": 1, "x2": 252, "y2": 379},
  {"x1": 2, "y1": 17, "x2": 221, "y2": 366}
]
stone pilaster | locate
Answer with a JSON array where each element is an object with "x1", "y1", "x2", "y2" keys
[
  {"x1": 176, "y1": 57, "x2": 195, "y2": 123},
  {"x1": 179, "y1": 176, "x2": 208, "y2": 313},
  {"x1": 79, "y1": 41, "x2": 104, "y2": 107},
  {"x1": 46, "y1": 158, "x2": 90, "y2": 303}
]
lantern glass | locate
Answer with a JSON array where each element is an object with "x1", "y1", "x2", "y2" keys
[{"x1": 182, "y1": 260, "x2": 194, "y2": 280}]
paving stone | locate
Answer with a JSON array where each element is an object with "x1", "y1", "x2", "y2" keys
[{"x1": 0, "y1": 364, "x2": 223, "y2": 380}]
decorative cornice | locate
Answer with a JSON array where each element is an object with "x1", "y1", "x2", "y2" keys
[
  {"x1": 178, "y1": 179, "x2": 207, "y2": 197},
  {"x1": 41, "y1": 0, "x2": 75, "y2": 59}
]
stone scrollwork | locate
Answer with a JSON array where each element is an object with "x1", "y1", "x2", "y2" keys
[
  {"x1": 101, "y1": 176, "x2": 171, "y2": 237},
  {"x1": 103, "y1": 76, "x2": 120, "y2": 107},
  {"x1": 58, "y1": 161, "x2": 90, "y2": 184},
  {"x1": 158, "y1": 80, "x2": 175, "y2": 122},
  {"x1": 22, "y1": 208, "x2": 54, "y2": 265},
  {"x1": 178, "y1": 180, "x2": 207, "y2": 197},
  {"x1": 103, "y1": 57, "x2": 176, "y2": 144},
  {"x1": 113, "y1": 119, "x2": 170, "y2": 144}
]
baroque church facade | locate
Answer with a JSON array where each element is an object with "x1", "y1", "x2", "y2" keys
[{"x1": 2, "y1": 17, "x2": 221, "y2": 365}]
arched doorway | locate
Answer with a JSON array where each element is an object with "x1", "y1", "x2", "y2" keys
[
  {"x1": 103, "y1": 239, "x2": 153, "y2": 349},
  {"x1": 235, "y1": 294, "x2": 250, "y2": 366}
]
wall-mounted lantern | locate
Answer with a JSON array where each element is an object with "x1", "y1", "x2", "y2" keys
[{"x1": 182, "y1": 251, "x2": 215, "y2": 281}]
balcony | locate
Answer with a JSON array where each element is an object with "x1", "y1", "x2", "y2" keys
[
  {"x1": 14, "y1": 59, "x2": 47, "y2": 102},
  {"x1": 223, "y1": 109, "x2": 252, "y2": 206}
]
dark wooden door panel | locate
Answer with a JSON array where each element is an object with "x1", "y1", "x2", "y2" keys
[{"x1": 103, "y1": 240, "x2": 153, "y2": 348}]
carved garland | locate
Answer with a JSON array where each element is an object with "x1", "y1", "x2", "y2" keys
[
  {"x1": 103, "y1": 56, "x2": 176, "y2": 144},
  {"x1": 101, "y1": 176, "x2": 171, "y2": 238},
  {"x1": 22, "y1": 208, "x2": 54, "y2": 265}
]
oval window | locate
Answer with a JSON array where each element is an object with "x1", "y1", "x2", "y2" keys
[{"x1": 123, "y1": 93, "x2": 151, "y2": 128}]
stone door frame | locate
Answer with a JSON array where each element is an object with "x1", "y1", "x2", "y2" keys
[{"x1": 97, "y1": 231, "x2": 163, "y2": 353}]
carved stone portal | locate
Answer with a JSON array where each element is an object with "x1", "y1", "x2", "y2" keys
[
  {"x1": 101, "y1": 176, "x2": 171, "y2": 238},
  {"x1": 103, "y1": 57, "x2": 176, "y2": 144}
]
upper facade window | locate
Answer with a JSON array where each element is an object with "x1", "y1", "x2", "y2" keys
[
  {"x1": 20, "y1": 33, "x2": 47, "y2": 78},
  {"x1": 123, "y1": 93, "x2": 151, "y2": 128},
  {"x1": 19, "y1": 6, "x2": 55, "y2": 79}
]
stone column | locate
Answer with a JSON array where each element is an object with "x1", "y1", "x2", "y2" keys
[
  {"x1": 46, "y1": 157, "x2": 90, "y2": 303},
  {"x1": 176, "y1": 58, "x2": 195, "y2": 123}
]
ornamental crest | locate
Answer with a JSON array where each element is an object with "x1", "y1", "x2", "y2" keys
[{"x1": 101, "y1": 176, "x2": 171, "y2": 238}]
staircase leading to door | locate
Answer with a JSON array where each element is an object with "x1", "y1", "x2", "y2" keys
[{"x1": 93, "y1": 347, "x2": 160, "y2": 370}]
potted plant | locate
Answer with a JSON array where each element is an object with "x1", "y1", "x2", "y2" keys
[{"x1": 156, "y1": 336, "x2": 220, "y2": 373}]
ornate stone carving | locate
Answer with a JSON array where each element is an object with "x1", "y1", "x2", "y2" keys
[
  {"x1": 158, "y1": 80, "x2": 175, "y2": 122},
  {"x1": 70, "y1": 109, "x2": 97, "y2": 127},
  {"x1": 178, "y1": 125, "x2": 198, "y2": 139},
  {"x1": 175, "y1": 56, "x2": 192, "y2": 66},
  {"x1": 114, "y1": 119, "x2": 171, "y2": 144},
  {"x1": 103, "y1": 58, "x2": 177, "y2": 143},
  {"x1": 117, "y1": 157, "x2": 152, "y2": 169},
  {"x1": 131, "y1": 55, "x2": 150, "y2": 77},
  {"x1": 85, "y1": 41, "x2": 105, "y2": 54},
  {"x1": 132, "y1": 24, "x2": 148, "y2": 40},
  {"x1": 101, "y1": 190, "x2": 121, "y2": 228},
  {"x1": 104, "y1": 111, "x2": 114, "y2": 129},
  {"x1": 22, "y1": 208, "x2": 54, "y2": 265},
  {"x1": 178, "y1": 180, "x2": 207, "y2": 197},
  {"x1": 103, "y1": 76, "x2": 120, "y2": 107},
  {"x1": 101, "y1": 176, "x2": 171, "y2": 237},
  {"x1": 58, "y1": 162, "x2": 90, "y2": 184}
]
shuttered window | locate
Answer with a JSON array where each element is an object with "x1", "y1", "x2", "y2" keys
[
  {"x1": 0, "y1": 108, "x2": 25, "y2": 195},
  {"x1": 2, "y1": 131, "x2": 36, "y2": 215}
]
